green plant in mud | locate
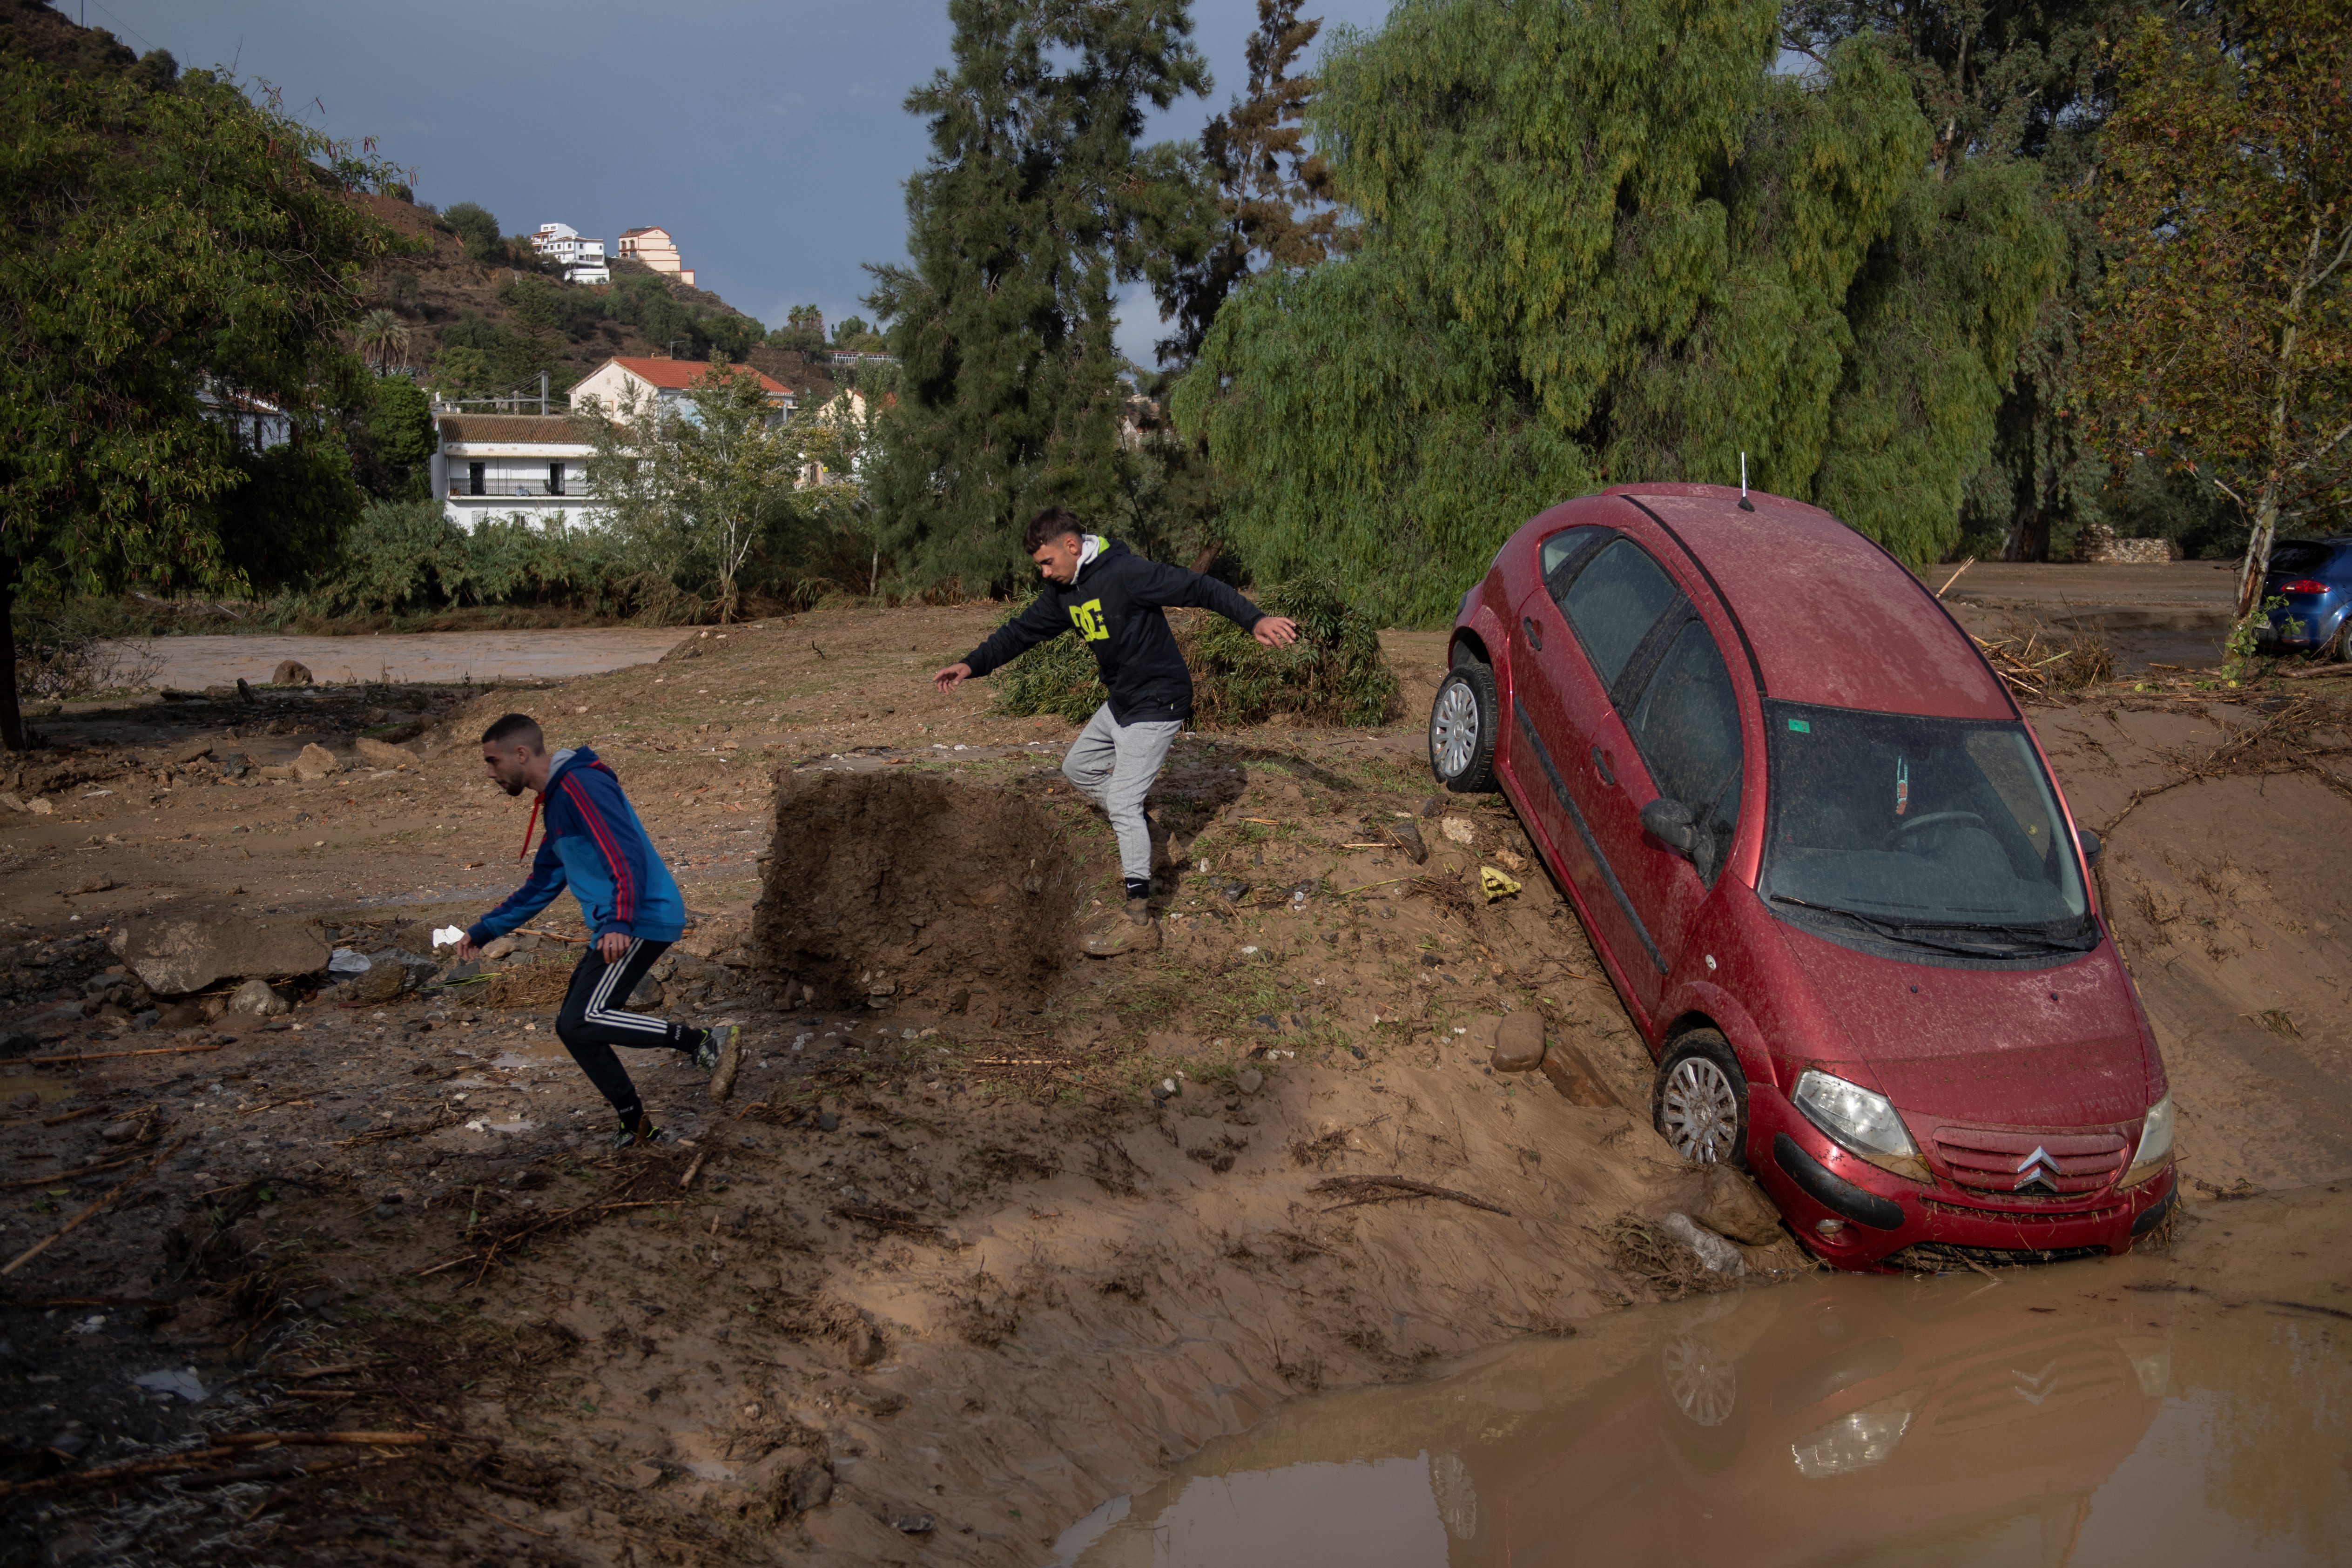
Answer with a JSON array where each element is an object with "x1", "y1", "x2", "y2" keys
[{"x1": 2224, "y1": 595, "x2": 2291, "y2": 680}]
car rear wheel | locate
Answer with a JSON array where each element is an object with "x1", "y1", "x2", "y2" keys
[
  {"x1": 1654, "y1": 1030, "x2": 1749, "y2": 1169},
  {"x1": 1429, "y1": 656, "x2": 1499, "y2": 793}
]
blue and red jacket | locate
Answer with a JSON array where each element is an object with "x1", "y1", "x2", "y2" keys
[{"x1": 467, "y1": 748, "x2": 685, "y2": 946}]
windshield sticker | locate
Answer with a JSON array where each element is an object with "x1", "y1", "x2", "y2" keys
[
  {"x1": 1895, "y1": 755, "x2": 1910, "y2": 817},
  {"x1": 1786, "y1": 718, "x2": 1810, "y2": 733}
]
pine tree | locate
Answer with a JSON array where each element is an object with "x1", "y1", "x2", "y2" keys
[
  {"x1": 1157, "y1": 0, "x2": 1340, "y2": 364},
  {"x1": 1173, "y1": 0, "x2": 2062, "y2": 626},
  {"x1": 865, "y1": 0, "x2": 1217, "y2": 595}
]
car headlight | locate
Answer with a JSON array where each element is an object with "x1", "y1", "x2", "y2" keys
[
  {"x1": 2122, "y1": 1093, "x2": 2174, "y2": 1190},
  {"x1": 1793, "y1": 1070, "x2": 1928, "y2": 1182},
  {"x1": 1790, "y1": 1388, "x2": 1927, "y2": 1480}
]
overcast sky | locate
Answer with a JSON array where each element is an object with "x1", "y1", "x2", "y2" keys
[{"x1": 64, "y1": 0, "x2": 1394, "y2": 365}]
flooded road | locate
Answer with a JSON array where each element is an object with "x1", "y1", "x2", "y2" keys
[
  {"x1": 1064, "y1": 1198, "x2": 2352, "y2": 1568},
  {"x1": 103, "y1": 627, "x2": 691, "y2": 688}
]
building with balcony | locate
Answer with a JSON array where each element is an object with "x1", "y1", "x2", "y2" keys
[
  {"x1": 430, "y1": 413, "x2": 599, "y2": 532},
  {"x1": 615, "y1": 225, "x2": 693, "y2": 287},
  {"x1": 569, "y1": 356, "x2": 793, "y2": 425},
  {"x1": 530, "y1": 222, "x2": 609, "y2": 285}
]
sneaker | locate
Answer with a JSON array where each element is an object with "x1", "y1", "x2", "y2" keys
[
  {"x1": 612, "y1": 1113, "x2": 667, "y2": 1149},
  {"x1": 1082, "y1": 898, "x2": 1161, "y2": 957},
  {"x1": 692, "y1": 1024, "x2": 734, "y2": 1074}
]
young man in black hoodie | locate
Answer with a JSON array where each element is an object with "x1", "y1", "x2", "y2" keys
[{"x1": 934, "y1": 507, "x2": 1296, "y2": 954}]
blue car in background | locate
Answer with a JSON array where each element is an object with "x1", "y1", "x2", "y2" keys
[{"x1": 2259, "y1": 537, "x2": 2352, "y2": 657}]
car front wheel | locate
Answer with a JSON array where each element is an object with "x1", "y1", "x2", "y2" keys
[
  {"x1": 1654, "y1": 1030, "x2": 1749, "y2": 1169},
  {"x1": 1429, "y1": 657, "x2": 1499, "y2": 793}
]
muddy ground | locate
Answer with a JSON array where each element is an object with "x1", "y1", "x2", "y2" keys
[{"x1": 1, "y1": 594, "x2": 2349, "y2": 1566}]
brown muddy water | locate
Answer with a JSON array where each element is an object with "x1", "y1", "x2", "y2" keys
[
  {"x1": 98, "y1": 628, "x2": 691, "y2": 688},
  {"x1": 1061, "y1": 1205, "x2": 2352, "y2": 1568}
]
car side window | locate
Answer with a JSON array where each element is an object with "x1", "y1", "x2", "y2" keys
[
  {"x1": 1540, "y1": 526, "x2": 1608, "y2": 592},
  {"x1": 1557, "y1": 537, "x2": 1681, "y2": 691},
  {"x1": 1628, "y1": 619, "x2": 1744, "y2": 883}
]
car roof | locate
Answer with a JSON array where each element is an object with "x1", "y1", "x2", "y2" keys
[{"x1": 1602, "y1": 484, "x2": 2015, "y2": 720}]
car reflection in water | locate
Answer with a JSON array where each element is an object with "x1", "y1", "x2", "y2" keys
[{"x1": 1070, "y1": 1274, "x2": 2174, "y2": 1568}]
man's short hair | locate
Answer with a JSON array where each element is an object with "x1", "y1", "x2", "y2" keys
[
  {"x1": 481, "y1": 713, "x2": 544, "y2": 753},
  {"x1": 1023, "y1": 505, "x2": 1085, "y2": 554}
]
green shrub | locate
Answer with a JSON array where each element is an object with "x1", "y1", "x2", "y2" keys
[
  {"x1": 286, "y1": 500, "x2": 663, "y2": 619},
  {"x1": 991, "y1": 572, "x2": 1397, "y2": 729}
]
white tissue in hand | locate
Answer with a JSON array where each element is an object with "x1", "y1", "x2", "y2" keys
[{"x1": 431, "y1": 925, "x2": 465, "y2": 949}]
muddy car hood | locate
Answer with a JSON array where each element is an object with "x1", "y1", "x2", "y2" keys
[{"x1": 1774, "y1": 919, "x2": 2158, "y2": 1129}]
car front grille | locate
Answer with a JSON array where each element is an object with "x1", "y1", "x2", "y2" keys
[{"x1": 1930, "y1": 1124, "x2": 2130, "y2": 1200}]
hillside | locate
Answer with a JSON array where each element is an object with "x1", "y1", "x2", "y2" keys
[{"x1": 357, "y1": 194, "x2": 840, "y2": 406}]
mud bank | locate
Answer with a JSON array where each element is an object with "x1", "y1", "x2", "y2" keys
[{"x1": 2, "y1": 606, "x2": 2350, "y2": 1566}]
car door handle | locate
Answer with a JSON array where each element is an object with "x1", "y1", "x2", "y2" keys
[
  {"x1": 1522, "y1": 616, "x2": 1543, "y2": 651},
  {"x1": 1591, "y1": 747, "x2": 1616, "y2": 787}
]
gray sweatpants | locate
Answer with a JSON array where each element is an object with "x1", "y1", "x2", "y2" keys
[{"x1": 1063, "y1": 702, "x2": 1182, "y2": 887}]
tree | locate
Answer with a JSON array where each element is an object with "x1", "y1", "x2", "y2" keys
[
  {"x1": 0, "y1": 56, "x2": 400, "y2": 747},
  {"x1": 355, "y1": 307, "x2": 410, "y2": 371},
  {"x1": 349, "y1": 375, "x2": 436, "y2": 502},
  {"x1": 2078, "y1": 0, "x2": 2352, "y2": 618},
  {"x1": 426, "y1": 344, "x2": 490, "y2": 399},
  {"x1": 442, "y1": 200, "x2": 503, "y2": 262},
  {"x1": 1174, "y1": 0, "x2": 2061, "y2": 625},
  {"x1": 863, "y1": 0, "x2": 1219, "y2": 596},
  {"x1": 579, "y1": 357, "x2": 802, "y2": 622},
  {"x1": 1158, "y1": 0, "x2": 1340, "y2": 363},
  {"x1": 1784, "y1": 0, "x2": 2144, "y2": 562}
]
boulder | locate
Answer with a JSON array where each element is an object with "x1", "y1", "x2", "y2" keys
[
  {"x1": 1489, "y1": 1012, "x2": 1547, "y2": 1072},
  {"x1": 27, "y1": 797, "x2": 53, "y2": 815},
  {"x1": 272, "y1": 660, "x2": 313, "y2": 685},
  {"x1": 1698, "y1": 1166, "x2": 1785, "y2": 1246},
  {"x1": 0, "y1": 792, "x2": 24, "y2": 813},
  {"x1": 356, "y1": 736, "x2": 420, "y2": 769},
  {"x1": 169, "y1": 738, "x2": 215, "y2": 764},
  {"x1": 115, "y1": 909, "x2": 329, "y2": 996},
  {"x1": 350, "y1": 959, "x2": 407, "y2": 1003},
  {"x1": 291, "y1": 743, "x2": 341, "y2": 781},
  {"x1": 227, "y1": 978, "x2": 289, "y2": 1016}
]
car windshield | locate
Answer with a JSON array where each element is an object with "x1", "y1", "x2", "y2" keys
[{"x1": 1759, "y1": 701, "x2": 2091, "y2": 957}]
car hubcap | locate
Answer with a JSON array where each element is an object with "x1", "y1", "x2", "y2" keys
[
  {"x1": 1431, "y1": 680, "x2": 1480, "y2": 778},
  {"x1": 1661, "y1": 1057, "x2": 1740, "y2": 1164},
  {"x1": 1660, "y1": 1335, "x2": 1739, "y2": 1427}
]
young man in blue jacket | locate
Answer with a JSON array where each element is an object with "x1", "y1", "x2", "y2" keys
[
  {"x1": 934, "y1": 507, "x2": 1297, "y2": 955},
  {"x1": 453, "y1": 713, "x2": 735, "y2": 1147}
]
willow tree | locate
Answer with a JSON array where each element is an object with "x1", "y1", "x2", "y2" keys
[
  {"x1": 865, "y1": 0, "x2": 1217, "y2": 595},
  {"x1": 1175, "y1": 0, "x2": 2061, "y2": 625}
]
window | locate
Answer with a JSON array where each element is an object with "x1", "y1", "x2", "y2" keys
[
  {"x1": 548, "y1": 461, "x2": 566, "y2": 497},
  {"x1": 1558, "y1": 538, "x2": 1682, "y2": 690},
  {"x1": 1628, "y1": 621, "x2": 1743, "y2": 882},
  {"x1": 467, "y1": 461, "x2": 485, "y2": 497}
]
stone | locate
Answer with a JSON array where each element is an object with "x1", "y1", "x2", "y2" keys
[
  {"x1": 355, "y1": 736, "x2": 419, "y2": 769},
  {"x1": 350, "y1": 960, "x2": 406, "y2": 1004},
  {"x1": 1489, "y1": 1012, "x2": 1547, "y2": 1072},
  {"x1": 155, "y1": 1003, "x2": 203, "y2": 1030},
  {"x1": 787, "y1": 1464, "x2": 833, "y2": 1514},
  {"x1": 1386, "y1": 820, "x2": 1429, "y2": 864},
  {"x1": 27, "y1": 797, "x2": 53, "y2": 816},
  {"x1": 1440, "y1": 815, "x2": 1476, "y2": 845},
  {"x1": 271, "y1": 660, "x2": 313, "y2": 685},
  {"x1": 0, "y1": 792, "x2": 22, "y2": 813},
  {"x1": 227, "y1": 978, "x2": 289, "y2": 1017},
  {"x1": 169, "y1": 738, "x2": 215, "y2": 764},
  {"x1": 1698, "y1": 1166, "x2": 1784, "y2": 1246},
  {"x1": 1235, "y1": 1068, "x2": 1264, "y2": 1095},
  {"x1": 71, "y1": 875, "x2": 113, "y2": 895},
  {"x1": 815, "y1": 1111, "x2": 840, "y2": 1132},
  {"x1": 100, "y1": 1119, "x2": 142, "y2": 1145},
  {"x1": 116, "y1": 910, "x2": 329, "y2": 996},
  {"x1": 480, "y1": 935, "x2": 519, "y2": 961},
  {"x1": 290, "y1": 744, "x2": 340, "y2": 781},
  {"x1": 891, "y1": 1513, "x2": 936, "y2": 1535}
]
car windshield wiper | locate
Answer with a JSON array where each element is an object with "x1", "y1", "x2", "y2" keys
[
  {"x1": 1897, "y1": 915, "x2": 2099, "y2": 950},
  {"x1": 1769, "y1": 895, "x2": 2095, "y2": 955}
]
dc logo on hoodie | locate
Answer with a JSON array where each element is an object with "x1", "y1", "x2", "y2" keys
[{"x1": 1069, "y1": 598, "x2": 1109, "y2": 641}]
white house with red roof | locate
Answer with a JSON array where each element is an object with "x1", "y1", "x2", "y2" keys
[{"x1": 568, "y1": 356, "x2": 795, "y2": 424}]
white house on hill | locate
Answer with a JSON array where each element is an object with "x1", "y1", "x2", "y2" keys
[
  {"x1": 569, "y1": 357, "x2": 793, "y2": 423},
  {"x1": 431, "y1": 413, "x2": 598, "y2": 532},
  {"x1": 530, "y1": 223, "x2": 609, "y2": 285}
]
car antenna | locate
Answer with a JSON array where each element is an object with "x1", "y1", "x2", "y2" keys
[{"x1": 1739, "y1": 451, "x2": 1755, "y2": 511}]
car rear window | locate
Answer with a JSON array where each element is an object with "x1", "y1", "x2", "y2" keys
[
  {"x1": 2268, "y1": 541, "x2": 2338, "y2": 575},
  {"x1": 1558, "y1": 538, "x2": 1681, "y2": 690}
]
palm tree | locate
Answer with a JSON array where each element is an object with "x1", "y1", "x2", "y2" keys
[{"x1": 355, "y1": 308, "x2": 411, "y2": 372}]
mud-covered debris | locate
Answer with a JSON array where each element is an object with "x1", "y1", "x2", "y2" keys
[
  {"x1": 1490, "y1": 1012, "x2": 1546, "y2": 1072},
  {"x1": 1538, "y1": 1043, "x2": 1616, "y2": 1107},
  {"x1": 1663, "y1": 1212, "x2": 1747, "y2": 1276},
  {"x1": 271, "y1": 659, "x2": 313, "y2": 685},
  {"x1": 1698, "y1": 1166, "x2": 1784, "y2": 1245}
]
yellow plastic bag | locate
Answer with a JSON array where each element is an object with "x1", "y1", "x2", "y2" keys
[{"x1": 1479, "y1": 865, "x2": 1522, "y2": 902}]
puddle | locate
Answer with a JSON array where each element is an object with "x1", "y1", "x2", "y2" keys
[
  {"x1": 0, "y1": 1075, "x2": 75, "y2": 1104},
  {"x1": 1066, "y1": 1253, "x2": 2352, "y2": 1567}
]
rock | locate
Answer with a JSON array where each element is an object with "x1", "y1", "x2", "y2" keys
[
  {"x1": 117, "y1": 910, "x2": 329, "y2": 996},
  {"x1": 355, "y1": 736, "x2": 419, "y2": 769},
  {"x1": 1698, "y1": 1166, "x2": 1784, "y2": 1246},
  {"x1": 480, "y1": 935, "x2": 519, "y2": 961},
  {"x1": 1489, "y1": 1012, "x2": 1547, "y2": 1072},
  {"x1": 1151, "y1": 1077, "x2": 1179, "y2": 1102},
  {"x1": 787, "y1": 1464, "x2": 833, "y2": 1514},
  {"x1": 0, "y1": 792, "x2": 22, "y2": 813},
  {"x1": 226, "y1": 978, "x2": 289, "y2": 1017},
  {"x1": 1662, "y1": 1211, "x2": 1747, "y2": 1276},
  {"x1": 350, "y1": 958, "x2": 409, "y2": 1003},
  {"x1": 256, "y1": 765, "x2": 294, "y2": 781},
  {"x1": 628, "y1": 976, "x2": 664, "y2": 1009},
  {"x1": 1386, "y1": 819, "x2": 1429, "y2": 863},
  {"x1": 815, "y1": 1111, "x2": 840, "y2": 1132},
  {"x1": 99, "y1": 1119, "x2": 142, "y2": 1145},
  {"x1": 675, "y1": 908, "x2": 750, "y2": 961},
  {"x1": 891, "y1": 1513, "x2": 936, "y2": 1535},
  {"x1": 132, "y1": 1009, "x2": 159, "y2": 1030},
  {"x1": 27, "y1": 797, "x2": 53, "y2": 816},
  {"x1": 155, "y1": 1003, "x2": 203, "y2": 1030},
  {"x1": 71, "y1": 874, "x2": 113, "y2": 895},
  {"x1": 841, "y1": 1384, "x2": 906, "y2": 1417},
  {"x1": 371, "y1": 1203, "x2": 401, "y2": 1220},
  {"x1": 169, "y1": 738, "x2": 215, "y2": 764},
  {"x1": 271, "y1": 660, "x2": 312, "y2": 686},
  {"x1": 290, "y1": 743, "x2": 340, "y2": 781},
  {"x1": 327, "y1": 949, "x2": 371, "y2": 976},
  {"x1": 627, "y1": 1461, "x2": 665, "y2": 1490},
  {"x1": 1235, "y1": 1068, "x2": 1264, "y2": 1095},
  {"x1": 0, "y1": 1032, "x2": 37, "y2": 1058}
]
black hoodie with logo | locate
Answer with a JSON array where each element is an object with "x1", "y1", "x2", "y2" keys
[{"x1": 959, "y1": 538, "x2": 1267, "y2": 724}]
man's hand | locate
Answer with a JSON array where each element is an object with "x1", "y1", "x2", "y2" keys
[
  {"x1": 1254, "y1": 616, "x2": 1300, "y2": 650},
  {"x1": 454, "y1": 934, "x2": 478, "y2": 962},
  {"x1": 596, "y1": 931, "x2": 630, "y2": 962},
  {"x1": 933, "y1": 660, "x2": 974, "y2": 693}
]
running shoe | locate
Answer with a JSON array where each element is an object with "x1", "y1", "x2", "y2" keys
[{"x1": 692, "y1": 1023, "x2": 735, "y2": 1074}]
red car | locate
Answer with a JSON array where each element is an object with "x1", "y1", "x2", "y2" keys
[{"x1": 1431, "y1": 484, "x2": 2176, "y2": 1268}]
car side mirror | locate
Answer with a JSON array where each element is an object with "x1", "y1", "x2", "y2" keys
[
  {"x1": 2077, "y1": 828, "x2": 2103, "y2": 867},
  {"x1": 1642, "y1": 796, "x2": 1696, "y2": 857}
]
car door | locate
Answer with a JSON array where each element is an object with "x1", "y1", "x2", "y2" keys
[
  {"x1": 1613, "y1": 613, "x2": 1747, "y2": 979},
  {"x1": 1513, "y1": 530, "x2": 1681, "y2": 1018}
]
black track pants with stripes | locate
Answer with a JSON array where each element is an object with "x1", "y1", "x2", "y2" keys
[{"x1": 554, "y1": 937, "x2": 704, "y2": 1124}]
